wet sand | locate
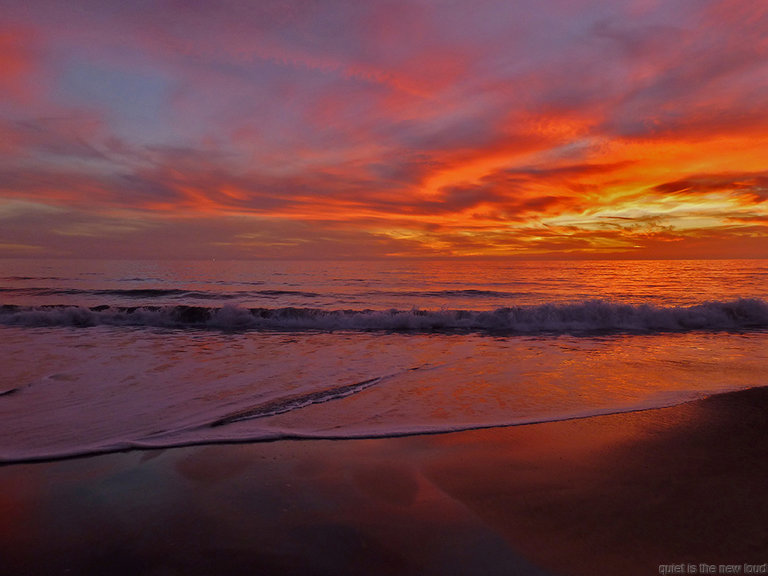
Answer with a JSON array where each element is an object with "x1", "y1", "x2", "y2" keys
[{"x1": 2, "y1": 386, "x2": 768, "y2": 575}]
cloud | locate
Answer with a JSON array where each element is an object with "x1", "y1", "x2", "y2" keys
[
  {"x1": 0, "y1": 116, "x2": 111, "y2": 162},
  {"x1": 0, "y1": 24, "x2": 40, "y2": 104},
  {"x1": 652, "y1": 172, "x2": 768, "y2": 202},
  {"x1": 1, "y1": 0, "x2": 767, "y2": 259}
]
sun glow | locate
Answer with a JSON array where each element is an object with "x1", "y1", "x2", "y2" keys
[{"x1": 0, "y1": 1, "x2": 766, "y2": 259}]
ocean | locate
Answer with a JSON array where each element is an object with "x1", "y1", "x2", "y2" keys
[{"x1": 2, "y1": 258, "x2": 767, "y2": 464}]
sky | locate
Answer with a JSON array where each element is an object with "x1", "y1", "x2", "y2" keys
[{"x1": 1, "y1": 0, "x2": 767, "y2": 260}]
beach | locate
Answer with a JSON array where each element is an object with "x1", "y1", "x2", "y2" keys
[
  {"x1": 4, "y1": 0, "x2": 768, "y2": 572},
  {"x1": 3, "y1": 0, "x2": 768, "y2": 566},
  {"x1": 2, "y1": 385, "x2": 767, "y2": 576}
]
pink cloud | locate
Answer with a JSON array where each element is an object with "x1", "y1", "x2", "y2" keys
[{"x1": 1, "y1": 0, "x2": 767, "y2": 259}]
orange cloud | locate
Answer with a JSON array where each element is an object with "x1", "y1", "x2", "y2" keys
[{"x1": 0, "y1": 1, "x2": 767, "y2": 259}]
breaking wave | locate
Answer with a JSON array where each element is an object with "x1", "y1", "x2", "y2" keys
[{"x1": 1, "y1": 298, "x2": 767, "y2": 333}]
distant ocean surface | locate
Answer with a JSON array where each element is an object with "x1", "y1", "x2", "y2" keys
[{"x1": 2, "y1": 258, "x2": 767, "y2": 463}]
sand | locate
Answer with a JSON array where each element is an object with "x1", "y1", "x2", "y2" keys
[{"x1": 2, "y1": 386, "x2": 768, "y2": 575}]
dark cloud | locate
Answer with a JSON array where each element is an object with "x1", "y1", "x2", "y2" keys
[
  {"x1": 653, "y1": 172, "x2": 768, "y2": 201},
  {"x1": 1, "y1": 0, "x2": 767, "y2": 259},
  {"x1": 1, "y1": 117, "x2": 109, "y2": 161}
]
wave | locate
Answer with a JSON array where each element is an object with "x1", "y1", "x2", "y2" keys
[
  {"x1": 0, "y1": 287, "x2": 321, "y2": 299},
  {"x1": 1, "y1": 276, "x2": 65, "y2": 281},
  {"x1": 1, "y1": 298, "x2": 767, "y2": 333},
  {"x1": 1, "y1": 388, "x2": 750, "y2": 465},
  {"x1": 0, "y1": 287, "x2": 229, "y2": 298},
  {"x1": 209, "y1": 375, "x2": 387, "y2": 427}
]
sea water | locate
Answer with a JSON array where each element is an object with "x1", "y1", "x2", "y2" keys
[{"x1": 1, "y1": 258, "x2": 767, "y2": 463}]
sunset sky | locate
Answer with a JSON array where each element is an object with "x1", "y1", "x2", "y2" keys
[{"x1": 1, "y1": 0, "x2": 767, "y2": 260}]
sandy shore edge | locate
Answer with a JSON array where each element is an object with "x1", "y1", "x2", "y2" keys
[{"x1": 2, "y1": 386, "x2": 767, "y2": 575}]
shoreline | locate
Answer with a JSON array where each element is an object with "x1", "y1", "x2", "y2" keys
[
  {"x1": 0, "y1": 390, "x2": 719, "y2": 466},
  {"x1": 2, "y1": 386, "x2": 768, "y2": 575}
]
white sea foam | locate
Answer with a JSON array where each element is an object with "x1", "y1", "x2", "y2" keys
[
  {"x1": 1, "y1": 298, "x2": 767, "y2": 333},
  {"x1": 2, "y1": 259, "x2": 767, "y2": 464},
  {"x1": 2, "y1": 321, "x2": 768, "y2": 464}
]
